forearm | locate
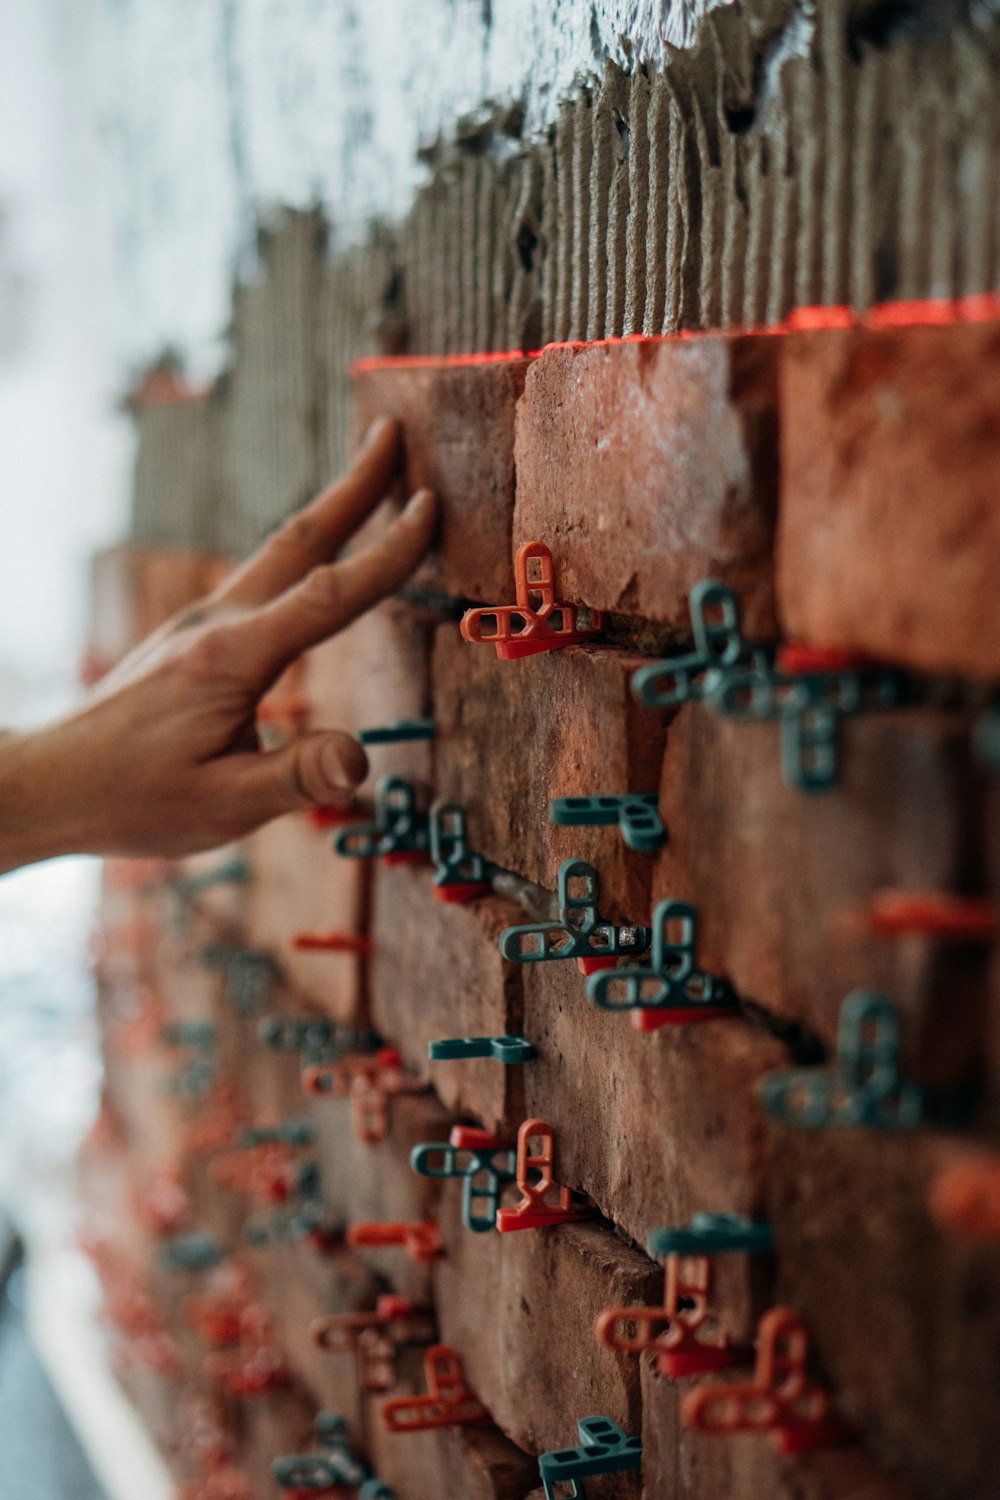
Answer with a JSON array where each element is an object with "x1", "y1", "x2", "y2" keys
[{"x1": 0, "y1": 726, "x2": 93, "y2": 875}]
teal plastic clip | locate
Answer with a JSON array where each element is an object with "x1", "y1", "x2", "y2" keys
[
  {"x1": 160, "y1": 1021, "x2": 217, "y2": 1101},
  {"x1": 258, "y1": 1016, "x2": 380, "y2": 1066},
  {"x1": 499, "y1": 859, "x2": 650, "y2": 976},
  {"x1": 241, "y1": 1119, "x2": 315, "y2": 1149},
  {"x1": 704, "y1": 653, "x2": 909, "y2": 794},
  {"x1": 632, "y1": 580, "x2": 913, "y2": 792},
  {"x1": 201, "y1": 946, "x2": 282, "y2": 1015},
  {"x1": 974, "y1": 705, "x2": 1000, "y2": 773},
  {"x1": 245, "y1": 1163, "x2": 335, "y2": 1249},
  {"x1": 648, "y1": 1213, "x2": 774, "y2": 1258},
  {"x1": 175, "y1": 857, "x2": 252, "y2": 899},
  {"x1": 538, "y1": 1416, "x2": 642, "y2": 1499},
  {"x1": 273, "y1": 1411, "x2": 371, "y2": 1491},
  {"x1": 410, "y1": 1126, "x2": 517, "y2": 1233},
  {"x1": 631, "y1": 580, "x2": 766, "y2": 709},
  {"x1": 429, "y1": 802, "x2": 492, "y2": 902},
  {"x1": 158, "y1": 1232, "x2": 225, "y2": 1273},
  {"x1": 428, "y1": 1035, "x2": 536, "y2": 1064},
  {"x1": 334, "y1": 776, "x2": 430, "y2": 864},
  {"x1": 359, "y1": 718, "x2": 436, "y2": 745},
  {"x1": 758, "y1": 990, "x2": 924, "y2": 1129},
  {"x1": 549, "y1": 794, "x2": 665, "y2": 852},
  {"x1": 360, "y1": 1483, "x2": 396, "y2": 1500},
  {"x1": 586, "y1": 899, "x2": 736, "y2": 1028}
]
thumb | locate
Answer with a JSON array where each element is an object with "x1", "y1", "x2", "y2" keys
[{"x1": 226, "y1": 730, "x2": 369, "y2": 825}]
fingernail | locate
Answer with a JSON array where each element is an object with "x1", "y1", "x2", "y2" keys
[
  {"x1": 360, "y1": 415, "x2": 392, "y2": 452},
  {"x1": 320, "y1": 738, "x2": 366, "y2": 793},
  {"x1": 403, "y1": 488, "x2": 435, "y2": 524}
]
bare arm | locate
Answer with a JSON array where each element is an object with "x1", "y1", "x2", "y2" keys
[{"x1": 0, "y1": 418, "x2": 436, "y2": 873}]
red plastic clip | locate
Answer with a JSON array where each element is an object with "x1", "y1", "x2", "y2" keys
[
  {"x1": 495, "y1": 1119, "x2": 593, "y2": 1232},
  {"x1": 302, "y1": 1046, "x2": 423, "y2": 1144},
  {"x1": 205, "y1": 1322, "x2": 292, "y2": 1397},
  {"x1": 184, "y1": 1289, "x2": 253, "y2": 1349},
  {"x1": 257, "y1": 692, "x2": 309, "y2": 740},
  {"x1": 460, "y1": 541, "x2": 604, "y2": 660},
  {"x1": 292, "y1": 930, "x2": 374, "y2": 956},
  {"x1": 775, "y1": 644, "x2": 874, "y2": 675},
  {"x1": 594, "y1": 1255, "x2": 745, "y2": 1377},
  {"x1": 929, "y1": 1157, "x2": 1000, "y2": 1240},
  {"x1": 380, "y1": 1344, "x2": 487, "y2": 1432},
  {"x1": 346, "y1": 1220, "x2": 444, "y2": 1263},
  {"x1": 306, "y1": 803, "x2": 357, "y2": 830},
  {"x1": 843, "y1": 890, "x2": 997, "y2": 943},
  {"x1": 682, "y1": 1306, "x2": 852, "y2": 1454},
  {"x1": 311, "y1": 1294, "x2": 436, "y2": 1391},
  {"x1": 210, "y1": 1142, "x2": 298, "y2": 1203}
]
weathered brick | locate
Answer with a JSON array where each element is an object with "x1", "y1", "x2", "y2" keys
[
  {"x1": 248, "y1": 1240, "x2": 380, "y2": 1432},
  {"x1": 653, "y1": 704, "x2": 990, "y2": 1088},
  {"x1": 353, "y1": 358, "x2": 530, "y2": 602},
  {"x1": 434, "y1": 630, "x2": 666, "y2": 922},
  {"x1": 642, "y1": 1369, "x2": 920, "y2": 1500},
  {"x1": 767, "y1": 1129, "x2": 1000, "y2": 1500},
  {"x1": 778, "y1": 321, "x2": 1000, "y2": 678},
  {"x1": 365, "y1": 1344, "x2": 539, "y2": 1500},
  {"x1": 520, "y1": 956, "x2": 786, "y2": 1303},
  {"x1": 304, "y1": 600, "x2": 435, "y2": 796},
  {"x1": 434, "y1": 1187, "x2": 658, "y2": 1464},
  {"x1": 244, "y1": 812, "x2": 367, "y2": 1024},
  {"x1": 513, "y1": 336, "x2": 778, "y2": 631},
  {"x1": 370, "y1": 863, "x2": 526, "y2": 1131},
  {"x1": 312, "y1": 1091, "x2": 452, "y2": 1306}
]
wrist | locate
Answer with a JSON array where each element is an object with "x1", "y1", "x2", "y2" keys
[{"x1": 0, "y1": 727, "x2": 92, "y2": 874}]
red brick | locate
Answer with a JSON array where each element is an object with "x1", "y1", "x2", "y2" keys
[
  {"x1": 778, "y1": 321, "x2": 1000, "y2": 678},
  {"x1": 433, "y1": 629, "x2": 666, "y2": 923},
  {"x1": 641, "y1": 1369, "x2": 920, "y2": 1500},
  {"x1": 520, "y1": 956, "x2": 786, "y2": 1296},
  {"x1": 311, "y1": 1091, "x2": 453, "y2": 1306},
  {"x1": 364, "y1": 1344, "x2": 538, "y2": 1500},
  {"x1": 353, "y1": 358, "x2": 530, "y2": 602},
  {"x1": 370, "y1": 863, "x2": 526, "y2": 1132},
  {"x1": 304, "y1": 600, "x2": 435, "y2": 797},
  {"x1": 653, "y1": 704, "x2": 990, "y2": 1087},
  {"x1": 513, "y1": 336, "x2": 778, "y2": 631},
  {"x1": 244, "y1": 812, "x2": 367, "y2": 1024},
  {"x1": 766, "y1": 1129, "x2": 1000, "y2": 1500},
  {"x1": 434, "y1": 1197, "x2": 658, "y2": 1465}
]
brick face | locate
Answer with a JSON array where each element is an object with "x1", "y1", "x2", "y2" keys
[
  {"x1": 91, "y1": 321, "x2": 1000, "y2": 1500},
  {"x1": 777, "y1": 322, "x2": 1000, "y2": 677},
  {"x1": 513, "y1": 336, "x2": 779, "y2": 633}
]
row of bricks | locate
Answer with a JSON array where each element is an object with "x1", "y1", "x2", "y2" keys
[{"x1": 93, "y1": 888, "x2": 999, "y2": 1500}]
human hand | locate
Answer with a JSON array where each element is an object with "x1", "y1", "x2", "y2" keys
[{"x1": 0, "y1": 418, "x2": 436, "y2": 871}]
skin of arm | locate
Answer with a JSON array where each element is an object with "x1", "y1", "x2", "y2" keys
[{"x1": 0, "y1": 417, "x2": 437, "y2": 875}]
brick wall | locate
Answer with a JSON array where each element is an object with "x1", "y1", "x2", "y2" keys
[{"x1": 82, "y1": 306, "x2": 1000, "y2": 1500}]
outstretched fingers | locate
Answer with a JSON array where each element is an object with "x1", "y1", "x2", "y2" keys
[
  {"x1": 212, "y1": 417, "x2": 404, "y2": 608},
  {"x1": 224, "y1": 487, "x2": 437, "y2": 692}
]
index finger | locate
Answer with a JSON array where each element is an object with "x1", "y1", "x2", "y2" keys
[{"x1": 212, "y1": 417, "x2": 403, "y2": 608}]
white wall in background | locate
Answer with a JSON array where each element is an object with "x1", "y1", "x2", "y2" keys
[{"x1": 77, "y1": 0, "x2": 731, "y2": 379}]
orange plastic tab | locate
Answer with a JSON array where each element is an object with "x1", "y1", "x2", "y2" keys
[
  {"x1": 306, "y1": 804, "x2": 357, "y2": 829},
  {"x1": 311, "y1": 1295, "x2": 436, "y2": 1391},
  {"x1": 682, "y1": 1306, "x2": 852, "y2": 1454},
  {"x1": 292, "y1": 930, "x2": 373, "y2": 955},
  {"x1": 595, "y1": 1256, "x2": 745, "y2": 1378},
  {"x1": 381, "y1": 1345, "x2": 487, "y2": 1432},
  {"x1": 347, "y1": 1220, "x2": 444, "y2": 1263},
  {"x1": 846, "y1": 890, "x2": 997, "y2": 942},
  {"x1": 205, "y1": 1342, "x2": 291, "y2": 1397},
  {"x1": 633, "y1": 1006, "x2": 727, "y2": 1033},
  {"x1": 460, "y1": 541, "x2": 604, "y2": 660},
  {"x1": 210, "y1": 1141, "x2": 297, "y2": 1201},
  {"x1": 775, "y1": 644, "x2": 873, "y2": 675},
  {"x1": 929, "y1": 1158, "x2": 1000, "y2": 1240},
  {"x1": 495, "y1": 1119, "x2": 593, "y2": 1232},
  {"x1": 302, "y1": 1046, "x2": 421, "y2": 1144},
  {"x1": 432, "y1": 880, "x2": 492, "y2": 904}
]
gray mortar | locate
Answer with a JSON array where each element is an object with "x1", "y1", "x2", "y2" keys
[{"x1": 128, "y1": 0, "x2": 1000, "y2": 556}]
